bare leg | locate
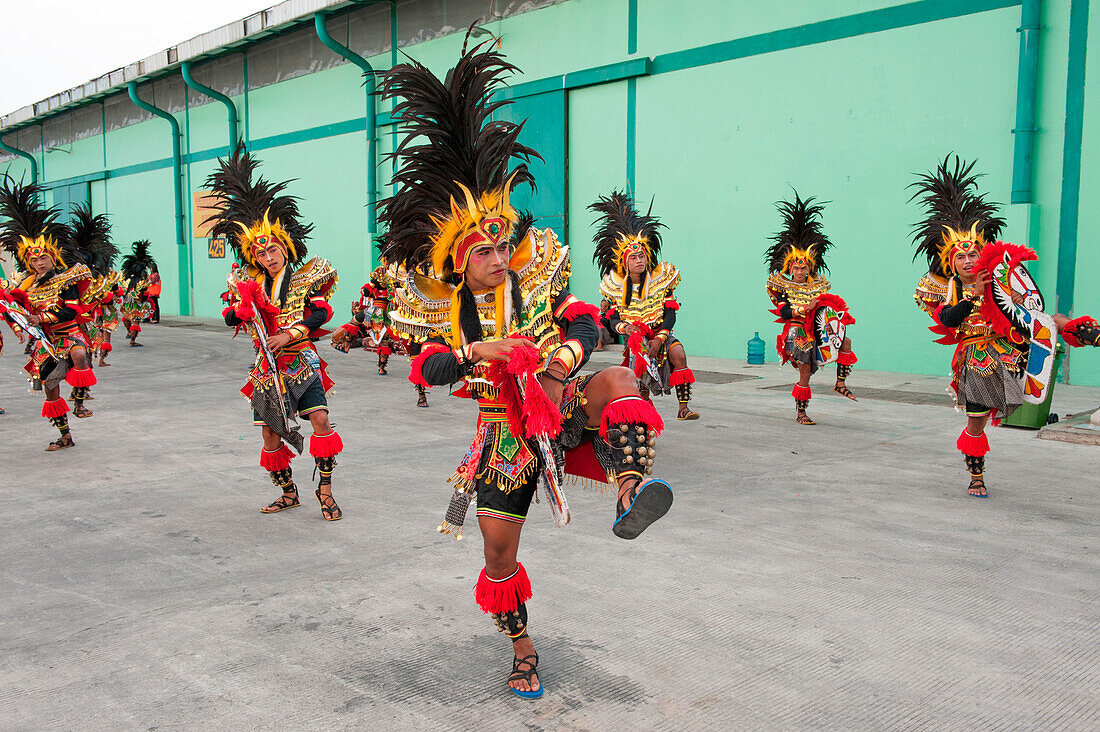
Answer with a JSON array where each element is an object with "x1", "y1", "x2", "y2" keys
[
  {"x1": 581, "y1": 367, "x2": 647, "y2": 512},
  {"x1": 479, "y1": 517, "x2": 539, "y2": 694}
]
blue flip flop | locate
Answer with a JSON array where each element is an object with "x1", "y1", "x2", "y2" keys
[
  {"x1": 509, "y1": 653, "x2": 543, "y2": 699},
  {"x1": 613, "y1": 479, "x2": 673, "y2": 540}
]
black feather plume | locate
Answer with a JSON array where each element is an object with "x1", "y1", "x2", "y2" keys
[
  {"x1": 908, "y1": 155, "x2": 1004, "y2": 277},
  {"x1": 509, "y1": 210, "x2": 536, "y2": 248},
  {"x1": 120, "y1": 240, "x2": 155, "y2": 287},
  {"x1": 589, "y1": 190, "x2": 664, "y2": 277},
  {"x1": 374, "y1": 34, "x2": 540, "y2": 274},
  {"x1": 0, "y1": 175, "x2": 71, "y2": 269},
  {"x1": 203, "y1": 146, "x2": 312, "y2": 266},
  {"x1": 765, "y1": 192, "x2": 833, "y2": 274},
  {"x1": 68, "y1": 202, "x2": 116, "y2": 277}
]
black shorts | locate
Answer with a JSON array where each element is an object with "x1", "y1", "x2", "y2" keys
[
  {"x1": 252, "y1": 377, "x2": 328, "y2": 424},
  {"x1": 476, "y1": 473, "x2": 538, "y2": 525}
]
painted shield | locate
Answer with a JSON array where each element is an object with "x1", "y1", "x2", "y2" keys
[
  {"x1": 989, "y1": 254, "x2": 1045, "y2": 339},
  {"x1": 813, "y1": 306, "x2": 846, "y2": 366}
]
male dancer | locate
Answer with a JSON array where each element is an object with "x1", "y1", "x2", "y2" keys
[
  {"x1": 0, "y1": 177, "x2": 97, "y2": 447},
  {"x1": 379, "y1": 38, "x2": 673, "y2": 699},
  {"x1": 209, "y1": 148, "x2": 344, "y2": 520},
  {"x1": 765, "y1": 193, "x2": 858, "y2": 425},
  {"x1": 593, "y1": 192, "x2": 700, "y2": 420},
  {"x1": 910, "y1": 155, "x2": 1100, "y2": 496},
  {"x1": 119, "y1": 241, "x2": 155, "y2": 347}
]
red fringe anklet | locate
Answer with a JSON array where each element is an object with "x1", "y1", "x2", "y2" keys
[
  {"x1": 668, "y1": 368, "x2": 696, "y2": 386},
  {"x1": 474, "y1": 562, "x2": 532, "y2": 614},
  {"x1": 791, "y1": 384, "x2": 812, "y2": 402},
  {"x1": 599, "y1": 395, "x2": 665, "y2": 438},
  {"x1": 260, "y1": 444, "x2": 295, "y2": 471},
  {"x1": 42, "y1": 398, "x2": 70, "y2": 419},
  {"x1": 309, "y1": 430, "x2": 344, "y2": 458},
  {"x1": 837, "y1": 351, "x2": 858, "y2": 366},
  {"x1": 65, "y1": 368, "x2": 97, "y2": 388},
  {"x1": 956, "y1": 428, "x2": 990, "y2": 457}
]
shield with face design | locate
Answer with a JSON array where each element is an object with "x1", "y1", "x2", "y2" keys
[{"x1": 813, "y1": 305, "x2": 846, "y2": 366}]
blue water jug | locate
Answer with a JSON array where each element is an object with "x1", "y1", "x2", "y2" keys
[{"x1": 747, "y1": 332, "x2": 765, "y2": 364}]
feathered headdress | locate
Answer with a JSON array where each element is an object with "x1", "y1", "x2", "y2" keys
[
  {"x1": 909, "y1": 155, "x2": 1004, "y2": 277},
  {"x1": 510, "y1": 210, "x2": 536, "y2": 249},
  {"x1": 765, "y1": 192, "x2": 832, "y2": 276},
  {"x1": 120, "y1": 240, "x2": 155, "y2": 288},
  {"x1": 68, "y1": 202, "x2": 116, "y2": 277},
  {"x1": 203, "y1": 146, "x2": 312, "y2": 275},
  {"x1": 590, "y1": 190, "x2": 664, "y2": 278},
  {"x1": 0, "y1": 175, "x2": 72, "y2": 271},
  {"x1": 375, "y1": 32, "x2": 539, "y2": 281}
]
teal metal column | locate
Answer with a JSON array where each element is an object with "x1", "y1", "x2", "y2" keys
[
  {"x1": 315, "y1": 10, "x2": 377, "y2": 244},
  {"x1": 0, "y1": 133, "x2": 38, "y2": 183},
  {"x1": 181, "y1": 60, "x2": 239, "y2": 151},
  {"x1": 1010, "y1": 0, "x2": 1041, "y2": 203},
  {"x1": 128, "y1": 81, "x2": 191, "y2": 316}
]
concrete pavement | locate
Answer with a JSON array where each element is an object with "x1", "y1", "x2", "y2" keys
[{"x1": 1, "y1": 323, "x2": 1098, "y2": 730}]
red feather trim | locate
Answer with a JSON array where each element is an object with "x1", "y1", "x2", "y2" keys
[
  {"x1": 42, "y1": 397, "x2": 70, "y2": 419},
  {"x1": 408, "y1": 342, "x2": 451, "y2": 387},
  {"x1": 100, "y1": 343, "x2": 112, "y2": 353},
  {"x1": 599, "y1": 395, "x2": 665, "y2": 438},
  {"x1": 559, "y1": 300, "x2": 600, "y2": 323},
  {"x1": 259, "y1": 444, "x2": 295, "y2": 471},
  {"x1": 837, "y1": 351, "x2": 857, "y2": 366},
  {"x1": 974, "y1": 240, "x2": 1037, "y2": 280},
  {"x1": 956, "y1": 428, "x2": 990, "y2": 457},
  {"x1": 310, "y1": 299, "x2": 333, "y2": 324},
  {"x1": 474, "y1": 562, "x2": 532, "y2": 614},
  {"x1": 668, "y1": 368, "x2": 695, "y2": 386},
  {"x1": 488, "y1": 341, "x2": 563, "y2": 439},
  {"x1": 804, "y1": 293, "x2": 853, "y2": 328},
  {"x1": 7, "y1": 288, "x2": 33, "y2": 310},
  {"x1": 221, "y1": 306, "x2": 234, "y2": 319},
  {"x1": 309, "y1": 430, "x2": 344, "y2": 458},
  {"x1": 340, "y1": 322, "x2": 361, "y2": 338},
  {"x1": 791, "y1": 384, "x2": 812, "y2": 401},
  {"x1": 129, "y1": 324, "x2": 141, "y2": 334},
  {"x1": 625, "y1": 322, "x2": 655, "y2": 378},
  {"x1": 65, "y1": 368, "x2": 97, "y2": 388},
  {"x1": 664, "y1": 298, "x2": 681, "y2": 311},
  {"x1": 378, "y1": 346, "x2": 393, "y2": 357},
  {"x1": 1061, "y1": 316, "x2": 1099, "y2": 347}
]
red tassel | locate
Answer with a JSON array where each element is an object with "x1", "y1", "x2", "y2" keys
[
  {"x1": 259, "y1": 444, "x2": 295, "y2": 471},
  {"x1": 221, "y1": 305, "x2": 234, "y2": 319},
  {"x1": 341, "y1": 322, "x2": 361, "y2": 338},
  {"x1": 65, "y1": 368, "x2": 97, "y2": 387},
  {"x1": 309, "y1": 430, "x2": 343, "y2": 458},
  {"x1": 100, "y1": 343, "x2": 112, "y2": 353},
  {"x1": 837, "y1": 351, "x2": 858, "y2": 366},
  {"x1": 474, "y1": 562, "x2": 532, "y2": 614},
  {"x1": 626, "y1": 330, "x2": 651, "y2": 378},
  {"x1": 559, "y1": 300, "x2": 600, "y2": 323},
  {"x1": 1061, "y1": 316, "x2": 1099, "y2": 347},
  {"x1": 378, "y1": 346, "x2": 393, "y2": 357},
  {"x1": 42, "y1": 398, "x2": 70, "y2": 419},
  {"x1": 129, "y1": 324, "x2": 141, "y2": 334},
  {"x1": 408, "y1": 342, "x2": 450, "y2": 387},
  {"x1": 956, "y1": 428, "x2": 990, "y2": 457},
  {"x1": 664, "y1": 298, "x2": 681, "y2": 311},
  {"x1": 668, "y1": 368, "x2": 695, "y2": 386},
  {"x1": 792, "y1": 384, "x2": 812, "y2": 401},
  {"x1": 600, "y1": 395, "x2": 665, "y2": 438}
]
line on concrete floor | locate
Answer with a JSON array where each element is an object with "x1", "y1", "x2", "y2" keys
[{"x1": 760, "y1": 384, "x2": 954, "y2": 406}]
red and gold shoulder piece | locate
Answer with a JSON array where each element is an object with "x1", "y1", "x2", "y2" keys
[
  {"x1": 766, "y1": 272, "x2": 830, "y2": 306},
  {"x1": 646, "y1": 261, "x2": 681, "y2": 295},
  {"x1": 512, "y1": 227, "x2": 571, "y2": 307},
  {"x1": 599, "y1": 271, "x2": 626, "y2": 302},
  {"x1": 388, "y1": 268, "x2": 456, "y2": 343},
  {"x1": 914, "y1": 272, "x2": 949, "y2": 315},
  {"x1": 288, "y1": 257, "x2": 338, "y2": 299}
]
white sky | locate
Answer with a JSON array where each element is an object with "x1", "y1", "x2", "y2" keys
[{"x1": 0, "y1": 0, "x2": 275, "y2": 115}]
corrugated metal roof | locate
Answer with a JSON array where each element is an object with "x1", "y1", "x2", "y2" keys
[{"x1": 1, "y1": 0, "x2": 356, "y2": 132}]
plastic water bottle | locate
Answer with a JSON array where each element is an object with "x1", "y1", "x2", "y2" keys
[{"x1": 747, "y1": 332, "x2": 765, "y2": 364}]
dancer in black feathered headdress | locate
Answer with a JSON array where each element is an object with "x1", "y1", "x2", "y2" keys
[
  {"x1": 377, "y1": 31, "x2": 676, "y2": 700},
  {"x1": 0, "y1": 176, "x2": 98, "y2": 441},
  {"x1": 209, "y1": 144, "x2": 343, "y2": 521},
  {"x1": 120, "y1": 240, "x2": 155, "y2": 290},
  {"x1": 765, "y1": 191, "x2": 858, "y2": 425},
  {"x1": 117, "y1": 240, "x2": 157, "y2": 347},
  {"x1": 591, "y1": 190, "x2": 701, "y2": 419}
]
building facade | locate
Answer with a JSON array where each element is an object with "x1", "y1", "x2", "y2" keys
[{"x1": 2, "y1": 0, "x2": 1098, "y2": 384}]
